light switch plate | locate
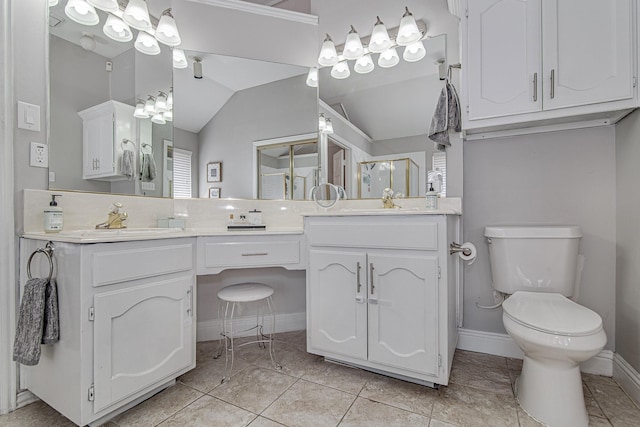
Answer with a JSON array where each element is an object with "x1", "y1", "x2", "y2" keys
[
  {"x1": 18, "y1": 101, "x2": 41, "y2": 132},
  {"x1": 30, "y1": 142, "x2": 48, "y2": 167}
]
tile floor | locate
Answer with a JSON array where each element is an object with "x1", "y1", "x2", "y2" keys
[{"x1": 2, "y1": 331, "x2": 640, "y2": 426}]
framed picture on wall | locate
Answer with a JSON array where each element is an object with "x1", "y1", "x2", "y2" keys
[
  {"x1": 209, "y1": 187, "x2": 221, "y2": 199},
  {"x1": 207, "y1": 162, "x2": 222, "y2": 182}
]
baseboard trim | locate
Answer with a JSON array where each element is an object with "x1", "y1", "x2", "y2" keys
[
  {"x1": 16, "y1": 390, "x2": 38, "y2": 409},
  {"x1": 613, "y1": 353, "x2": 640, "y2": 407},
  {"x1": 196, "y1": 312, "x2": 306, "y2": 342},
  {"x1": 457, "y1": 328, "x2": 613, "y2": 376}
]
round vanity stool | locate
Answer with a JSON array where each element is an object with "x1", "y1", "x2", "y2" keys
[{"x1": 214, "y1": 282, "x2": 281, "y2": 383}]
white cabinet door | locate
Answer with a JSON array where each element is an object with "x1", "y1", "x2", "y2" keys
[
  {"x1": 93, "y1": 275, "x2": 194, "y2": 413},
  {"x1": 466, "y1": 0, "x2": 542, "y2": 119},
  {"x1": 542, "y1": 0, "x2": 633, "y2": 110},
  {"x1": 308, "y1": 249, "x2": 367, "y2": 360},
  {"x1": 367, "y1": 252, "x2": 440, "y2": 375},
  {"x1": 83, "y1": 112, "x2": 115, "y2": 178}
]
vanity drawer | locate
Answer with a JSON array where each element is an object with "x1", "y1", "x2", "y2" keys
[
  {"x1": 200, "y1": 240, "x2": 300, "y2": 270},
  {"x1": 306, "y1": 216, "x2": 439, "y2": 250},
  {"x1": 90, "y1": 240, "x2": 194, "y2": 287}
]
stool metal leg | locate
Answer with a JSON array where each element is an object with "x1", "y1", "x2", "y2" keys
[
  {"x1": 267, "y1": 295, "x2": 282, "y2": 370},
  {"x1": 213, "y1": 299, "x2": 224, "y2": 360}
]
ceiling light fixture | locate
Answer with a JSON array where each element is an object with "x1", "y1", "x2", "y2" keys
[
  {"x1": 155, "y1": 8, "x2": 182, "y2": 47},
  {"x1": 65, "y1": 0, "x2": 99, "y2": 26},
  {"x1": 122, "y1": 0, "x2": 152, "y2": 31},
  {"x1": 103, "y1": 14, "x2": 133, "y2": 42}
]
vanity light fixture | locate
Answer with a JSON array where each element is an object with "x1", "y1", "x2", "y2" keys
[
  {"x1": 402, "y1": 40, "x2": 426, "y2": 62},
  {"x1": 167, "y1": 87, "x2": 173, "y2": 109},
  {"x1": 134, "y1": 99, "x2": 149, "y2": 118},
  {"x1": 122, "y1": 0, "x2": 152, "y2": 32},
  {"x1": 396, "y1": 7, "x2": 422, "y2": 46},
  {"x1": 151, "y1": 112, "x2": 166, "y2": 125},
  {"x1": 103, "y1": 14, "x2": 133, "y2": 42},
  {"x1": 343, "y1": 26, "x2": 364, "y2": 60},
  {"x1": 143, "y1": 95, "x2": 157, "y2": 115},
  {"x1": 134, "y1": 31, "x2": 160, "y2": 55},
  {"x1": 173, "y1": 48, "x2": 188, "y2": 69},
  {"x1": 306, "y1": 67, "x2": 318, "y2": 87},
  {"x1": 369, "y1": 16, "x2": 391, "y2": 53},
  {"x1": 65, "y1": 0, "x2": 100, "y2": 26},
  {"x1": 163, "y1": 110, "x2": 173, "y2": 122},
  {"x1": 155, "y1": 9, "x2": 182, "y2": 47},
  {"x1": 318, "y1": 34, "x2": 338, "y2": 67},
  {"x1": 324, "y1": 118, "x2": 334, "y2": 134},
  {"x1": 154, "y1": 91, "x2": 169, "y2": 113},
  {"x1": 49, "y1": 0, "x2": 59, "y2": 6},
  {"x1": 354, "y1": 54, "x2": 375, "y2": 74},
  {"x1": 330, "y1": 60, "x2": 351, "y2": 79},
  {"x1": 318, "y1": 113, "x2": 327, "y2": 130},
  {"x1": 86, "y1": 0, "x2": 118, "y2": 13},
  {"x1": 378, "y1": 47, "x2": 399, "y2": 68}
]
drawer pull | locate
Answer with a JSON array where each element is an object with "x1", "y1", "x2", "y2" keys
[{"x1": 241, "y1": 252, "x2": 269, "y2": 257}]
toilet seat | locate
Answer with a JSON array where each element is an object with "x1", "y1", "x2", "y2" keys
[{"x1": 503, "y1": 291, "x2": 602, "y2": 336}]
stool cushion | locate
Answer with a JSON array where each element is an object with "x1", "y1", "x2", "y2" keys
[{"x1": 218, "y1": 283, "x2": 274, "y2": 303}]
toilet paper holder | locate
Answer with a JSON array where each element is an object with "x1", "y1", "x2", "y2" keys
[{"x1": 449, "y1": 242, "x2": 472, "y2": 257}]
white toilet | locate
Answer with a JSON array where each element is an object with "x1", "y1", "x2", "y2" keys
[{"x1": 484, "y1": 225, "x2": 606, "y2": 427}]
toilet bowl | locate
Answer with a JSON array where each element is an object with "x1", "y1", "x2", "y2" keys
[
  {"x1": 503, "y1": 291, "x2": 606, "y2": 427},
  {"x1": 484, "y1": 226, "x2": 607, "y2": 427}
]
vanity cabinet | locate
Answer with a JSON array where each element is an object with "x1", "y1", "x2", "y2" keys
[
  {"x1": 19, "y1": 238, "x2": 196, "y2": 426},
  {"x1": 462, "y1": 0, "x2": 635, "y2": 131},
  {"x1": 305, "y1": 215, "x2": 460, "y2": 386},
  {"x1": 78, "y1": 100, "x2": 135, "y2": 181}
]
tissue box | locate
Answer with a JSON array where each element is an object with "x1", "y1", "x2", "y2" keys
[{"x1": 157, "y1": 218, "x2": 187, "y2": 229}]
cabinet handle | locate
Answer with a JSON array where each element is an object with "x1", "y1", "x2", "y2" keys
[
  {"x1": 533, "y1": 72, "x2": 538, "y2": 102},
  {"x1": 241, "y1": 252, "x2": 268, "y2": 256},
  {"x1": 186, "y1": 287, "x2": 193, "y2": 317},
  {"x1": 356, "y1": 262, "x2": 362, "y2": 293},
  {"x1": 369, "y1": 263, "x2": 375, "y2": 295},
  {"x1": 550, "y1": 69, "x2": 555, "y2": 99}
]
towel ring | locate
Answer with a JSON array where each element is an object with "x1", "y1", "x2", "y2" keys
[
  {"x1": 27, "y1": 242, "x2": 54, "y2": 281},
  {"x1": 121, "y1": 138, "x2": 135, "y2": 151}
]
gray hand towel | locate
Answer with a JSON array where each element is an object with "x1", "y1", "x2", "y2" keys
[
  {"x1": 13, "y1": 278, "x2": 60, "y2": 365},
  {"x1": 428, "y1": 80, "x2": 462, "y2": 147},
  {"x1": 141, "y1": 153, "x2": 157, "y2": 182},
  {"x1": 121, "y1": 149, "x2": 135, "y2": 180}
]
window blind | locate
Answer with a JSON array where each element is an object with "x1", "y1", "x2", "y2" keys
[
  {"x1": 432, "y1": 152, "x2": 446, "y2": 197},
  {"x1": 173, "y1": 148, "x2": 192, "y2": 199}
]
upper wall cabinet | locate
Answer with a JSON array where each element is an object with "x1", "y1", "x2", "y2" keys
[{"x1": 462, "y1": 0, "x2": 635, "y2": 134}]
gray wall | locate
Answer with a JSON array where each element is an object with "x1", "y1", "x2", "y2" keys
[
  {"x1": 615, "y1": 109, "x2": 640, "y2": 371},
  {"x1": 463, "y1": 126, "x2": 617, "y2": 350},
  {"x1": 198, "y1": 74, "x2": 317, "y2": 199},
  {"x1": 174, "y1": 127, "x2": 199, "y2": 198}
]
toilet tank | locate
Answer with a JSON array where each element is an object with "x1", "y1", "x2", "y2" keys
[{"x1": 484, "y1": 226, "x2": 582, "y2": 296}]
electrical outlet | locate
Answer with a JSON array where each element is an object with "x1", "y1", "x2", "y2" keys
[{"x1": 30, "y1": 142, "x2": 48, "y2": 167}]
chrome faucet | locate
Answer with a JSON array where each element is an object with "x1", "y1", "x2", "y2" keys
[{"x1": 95, "y1": 203, "x2": 128, "y2": 229}]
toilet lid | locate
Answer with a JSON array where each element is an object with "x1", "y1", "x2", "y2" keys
[{"x1": 502, "y1": 291, "x2": 603, "y2": 336}]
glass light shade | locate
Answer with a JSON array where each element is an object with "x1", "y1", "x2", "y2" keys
[
  {"x1": 306, "y1": 67, "x2": 318, "y2": 88},
  {"x1": 123, "y1": 0, "x2": 151, "y2": 31},
  {"x1": 378, "y1": 47, "x2": 399, "y2": 68},
  {"x1": 163, "y1": 110, "x2": 173, "y2": 122},
  {"x1": 330, "y1": 61, "x2": 351, "y2": 79},
  {"x1": 103, "y1": 14, "x2": 133, "y2": 42},
  {"x1": 354, "y1": 54, "x2": 374, "y2": 74},
  {"x1": 134, "y1": 99, "x2": 149, "y2": 118},
  {"x1": 318, "y1": 34, "x2": 338, "y2": 67},
  {"x1": 403, "y1": 40, "x2": 426, "y2": 62},
  {"x1": 324, "y1": 118, "x2": 334, "y2": 134},
  {"x1": 49, "y1": 0, "x2": 59, "y2": 6},
  {"x1": 144, "y1": 96, "x2": 156, "y2": 115},
  {"x1": 151, "y1": 113, "x2": 166, "y2": 125},
  {"x1": 396, "y1": 7, "x2": 422, "y2": 46},
  {"x1": 318, "y1": 114, "x2": 326, "y2": 130},
  {"x1": 155, "y1": 92, "x2": 168, "y2": 113},
  {"x1": 79, "y1": 34, "x2": 96, "y2": 51},
  {"x1": 155, "y1": 9, "x2": 182, "y2": 47},
  {"x1": 173, "y1": 48, "x2": 188, "y2": 69},
  {"x1": 369, "y1": 16, "x2": 391, "y2": 53},
  {"x1": 167, "y1": 88, "x2": 173, "y2": 108},
  {"x1": 134, "y1": 31, "x2": 160, "y2": 55},
  {"x1": 343, "y1": 26, "x2": 364, "y2": 60},
  {"x1": 86, "y1": 0, "x2": 118, "y2": 13},
  {"x1": 65, "y1": 0, "x2": 99, "y2": 26}
]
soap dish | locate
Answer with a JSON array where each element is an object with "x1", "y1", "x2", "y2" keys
[{"x1": 227, "y1": 224, "x2": 266, "y2": 231}]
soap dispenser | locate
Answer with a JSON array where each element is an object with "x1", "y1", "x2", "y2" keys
[
  {"x1": 426, "y1": 183, "x2": 438, "y2": 210},
  {"x1": 44, "y1": 194, "x2": 63, "y2": 233}
]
